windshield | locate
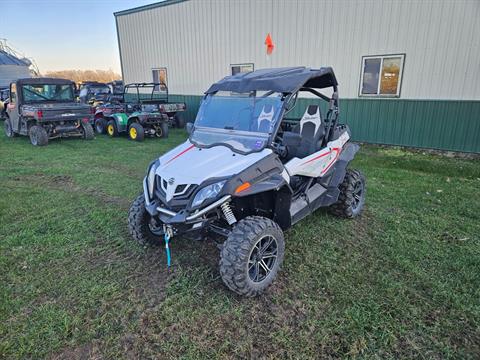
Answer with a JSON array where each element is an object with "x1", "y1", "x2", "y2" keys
[
  {"x1": 191, "y1": 91, "x2": 283, "y2": 153},
  {"x1": 22, "y1": 84, "x2": 74, "y2": 103},
  {"x1": 110, "y1": 84, "x2": 123, "y2": 94},
  {"x1": 89, "y1": 86, "x2": 110, "y2": 94}
]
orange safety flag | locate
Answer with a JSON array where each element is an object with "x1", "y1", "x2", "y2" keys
[{"x1": 265, "y1": 33, "x2": 274, "y2": 55}]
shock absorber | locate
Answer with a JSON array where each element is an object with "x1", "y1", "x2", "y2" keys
[{"x1": 221, "y1": 201, "x2": 237, "y2": 225}]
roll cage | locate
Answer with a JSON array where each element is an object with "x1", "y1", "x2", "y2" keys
[
  {"x1": 123, "y1": 82, "x2": 169, "y2": 104},
  {"x1": 199, "y1": 67, "x2": 340, "y2": 150}
]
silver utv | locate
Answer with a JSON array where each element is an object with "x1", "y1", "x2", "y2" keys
[{"x1": 128, "y1": 67, "x2": 366, "y2": 296}]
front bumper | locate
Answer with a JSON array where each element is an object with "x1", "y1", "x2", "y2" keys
[
  {"x1": 38, "y1": 114, "x2": 93, "y2": 122},
  {"x1": 143, "y1": 178, "x2": 230, "y2": 235}
]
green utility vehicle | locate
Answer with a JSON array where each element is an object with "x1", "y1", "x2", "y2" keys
[{"x1": 94, "y1": 82, "x2": 186, "y2": 141}]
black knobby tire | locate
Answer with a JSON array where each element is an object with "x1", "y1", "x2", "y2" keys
[
  {"x1": 174, "y1": 113, "x2": 186, "y2": 129},
  {"x1": 106, "y1": 119, "x2": 119, "y2": 137},
  {"x1": 4, "y1": 118, "x2": 16, "y2": 138},
  {"x1": 329, "y1": 169, "x2": 366, "y2": 218},
  {"x1": 29, "y1": 125, "x2": 48, "y2": 146},
  {"x1": 95, "y1": 117, "x2": 107, "y2": 134},
  {"x1": 82, "y1": 122, "x2": 94, "y2": 140},
  {"x1": 160, "y1": 122, "x2": 169, "y2": 138},
  {"x1": 220, "y1": 216, "x2": 285, "y2": 297},
  {"x1": 128, "y1": 194, "x2": 162, "y2": 246},
  {"x1": 129, "y1": 122, "x2": 145, "y2": 142}
]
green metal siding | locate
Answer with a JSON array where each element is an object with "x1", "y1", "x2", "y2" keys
[
  {"x1": 169, "y1": 94, "x2": 202, "y2": 123},
  {"x1": 170, "y1": 94, "x2": 480, "y2": 153}
]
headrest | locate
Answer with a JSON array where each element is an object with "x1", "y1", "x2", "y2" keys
[
  {"x1": 300, "y1": 105, "x2": 321, "y2": 135},
  {"x1": 257, "y1": 105, "x2": 274, "y2": 132}
]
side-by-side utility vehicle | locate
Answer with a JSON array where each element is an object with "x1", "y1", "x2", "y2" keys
[
  {"x1": 128, "y1": 67, "x2": 366, "y2": 296},
  {"x1": 93, "y1": 82, "x2": 187, "y2": 141},
  {"x1": 4, "y1": 78, "x2": 94, "y2": 146},
  {"x1": 78, "y1": 81, "x2": 111, "y2": 107}
]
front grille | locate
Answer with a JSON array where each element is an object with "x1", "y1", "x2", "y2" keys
[{"x1": 154, "y1": 175, "x2": 198, "y2": 209}]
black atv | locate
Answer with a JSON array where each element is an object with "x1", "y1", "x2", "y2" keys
[
  {"x1": 77, "y1": 81, "x2": 112, "y2": 109},
  {"x1": 4, "y1": 78, "x2": 94, "y2": 146},
  {"x1": 127, "y1": 67, "x2": 366, "y2": 296}
]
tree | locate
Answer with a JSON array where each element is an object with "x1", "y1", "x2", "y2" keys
[{"x1": 44, "y1": 69, "x2": 121, "y2": 84}]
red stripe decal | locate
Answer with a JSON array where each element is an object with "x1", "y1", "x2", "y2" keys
[
  {"x1": 301, "y1": 150, "x2": 331, "y2": 165},
  {"x1": 165, "y1": 144, "x2": 195, "y2": 165},
  {"x1": 301, "y1": 147, "x2": 342, "y2": 173},
  {"x1": 321, "y1": 147, "x2": 341, "y2": 174}
]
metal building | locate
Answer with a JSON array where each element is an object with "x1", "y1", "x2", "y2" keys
[
  {"x1": 0, "y1": 40, "x2": 33, "y2": 89},
  {"x1": 115, "y1": 0, "x2": 480, "y2": 153}
]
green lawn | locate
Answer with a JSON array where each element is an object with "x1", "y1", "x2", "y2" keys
[{"x1": 0, "y1": 128, "x2": 479, "y2": 359}]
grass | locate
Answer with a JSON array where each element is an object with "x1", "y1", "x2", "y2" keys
[{"x1": 0, "y1": 127, "x2": 479, "y2": 359}]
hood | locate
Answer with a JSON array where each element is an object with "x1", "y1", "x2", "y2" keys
[{"x1": 155, "y1": 140, "x2": 272, "y2": 195}]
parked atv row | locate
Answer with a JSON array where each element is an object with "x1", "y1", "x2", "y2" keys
[
  {"x1": 92, "y1": 83, "x2": 186, "y2": 141},
  {"x1": 3, "y1": 78, "x2": 187, "y2": 146}
]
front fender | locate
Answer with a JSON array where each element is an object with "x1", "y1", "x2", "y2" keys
[
  {"x1": 233, "y1": 174, "x2": 288, "y2": 197},
  {"x1": 110, "y1": 112, "x2": 128, "y2": 131}
]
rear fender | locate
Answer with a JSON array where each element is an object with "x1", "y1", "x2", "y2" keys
[
  {"x1": 127, "y1": 116, "x2": 139, "y2": 128},
  {"x1": 319, "y1": 142, "x2": 359, "y2": 189}
]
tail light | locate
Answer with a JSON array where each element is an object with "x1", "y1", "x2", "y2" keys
[{"x1": 36, "y1": 110, "x2": 43, "y2": 119}]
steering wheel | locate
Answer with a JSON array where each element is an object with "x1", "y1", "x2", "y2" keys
[{"x1": 271, "y1": 140, "x2": 288, "y2": 159}]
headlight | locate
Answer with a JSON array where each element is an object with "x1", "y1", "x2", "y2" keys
[
  {"x1": 192, "y1": 180, "x2": 226, "y2": 208},
  {"x1": 147, "y1": 160, "x2": 159, "y2": 197}
]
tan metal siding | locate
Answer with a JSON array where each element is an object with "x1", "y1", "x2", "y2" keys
[{"x1": 116, "y1": 0, "x2": 480, "y2": 100}]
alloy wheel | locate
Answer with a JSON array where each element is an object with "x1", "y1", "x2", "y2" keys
[
  {"x1": 248, "y1": 235, "x2": 278, "y2": 283},
  {"x1": 352, "y1": 180, "x2": 364, "y2": 210}
]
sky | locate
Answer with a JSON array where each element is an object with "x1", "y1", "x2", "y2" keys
[{"x1": 1, "y1": 0, "x2": 157, "y2": 74}]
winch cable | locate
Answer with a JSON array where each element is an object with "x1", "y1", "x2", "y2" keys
[{"x1": 164, "y1": 231, "x2": 171, "y2": 267}]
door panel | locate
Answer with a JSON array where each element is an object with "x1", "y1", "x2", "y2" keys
[{"x1": 7, "y1": 83, "x2": 20, "y2": 132}]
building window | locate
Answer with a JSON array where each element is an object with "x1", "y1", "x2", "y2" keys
[
  {"x1": 359, "y1": 54, "x2": 405, "y2": 97},
  {"x1": 231, "y1": 63, "x2": 254, "y2": 76},
  {"x1": 152, "y1": 68, "x2": 167, "y2": 91}
]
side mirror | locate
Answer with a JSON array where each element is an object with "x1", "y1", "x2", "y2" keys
[{"x1": 186, "y1": 122, "x2": 194, "y2": 134}]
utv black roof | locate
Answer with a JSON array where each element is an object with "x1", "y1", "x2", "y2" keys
[
  {"x1": 206, "y1": 67, "x2": 338, "y2": 94},
  {"x1": 125, "y1": 82, "x2": 166, "y2": 87},
  {"x1": 81, "y1": 81, "x2": 108, "y2": 86},
  {"x1": 16, "y1": 77, "x2": 74, "y2": 86}
]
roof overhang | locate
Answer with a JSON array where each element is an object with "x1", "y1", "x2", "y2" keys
[
  {"x1": 205, "y1": 67, "x2": 338, "y2": 94},
  {"x1": 114, "y1": 0, "x2": 188, "y2": 17}
]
